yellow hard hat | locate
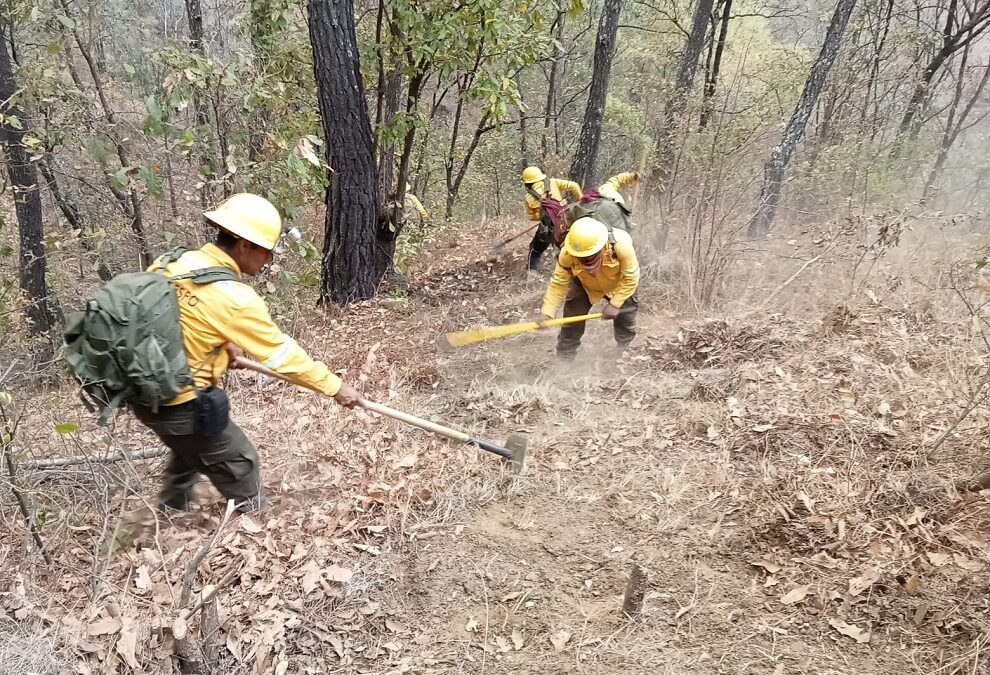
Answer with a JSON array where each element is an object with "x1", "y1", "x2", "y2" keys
[
  {"x1": 405, "y1": 182, "x2": 412, "y2": 192},
  {"x1": 521, "y1": 166, "x2": 545, "y2": 184},
  {"x1": 204, "y1": 193, "x2": 282, "y2": 250},
  {"x1": 564, "y1": 217, "x2": 609, "y2": 258}
]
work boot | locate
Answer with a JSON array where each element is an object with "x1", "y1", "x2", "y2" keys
[
  {"x1": 234, "y1": 492, "x2": 270, "y2": 514},
  {"x1": 157, "y1": 491, "x2": 192, "y2": 514}
]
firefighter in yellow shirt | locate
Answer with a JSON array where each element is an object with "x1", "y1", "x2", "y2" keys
[
  {"x1": 538, "y1": 217, "x2": 640, "y2": 360},
  {"x1": 133, "y1": 193, "x2": 362, "y2": 514},
  {"x1": 404, "y1": 183, "x2": 429, "y2": 223},
  {"x1": 521, "y1": 166, "x2": 582, "y2": 272}
]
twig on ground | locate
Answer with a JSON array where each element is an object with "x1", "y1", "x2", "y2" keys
[
  {"x1": 2, "y1": 448, "x2": 52, "y2": 565},
  {"x1": 21, "y1": 447, "x2": 166, "y2": 470},
  {"x1": 180, "y1": 500, "x2": 237, "y2": 608},
  {"x1": 919, "y1": 365, "x2": 990, "y2": 463},
  {"x1": 763, "y1": 242, "x2": 837, "y2": 308}
]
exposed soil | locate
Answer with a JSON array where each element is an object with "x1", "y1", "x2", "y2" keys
[{"x1": 2, "y1": 221, "x2": 990, "y2": 674}]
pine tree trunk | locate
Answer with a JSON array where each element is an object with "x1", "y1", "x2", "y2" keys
[
  {"x1": 699, "y1": 0, "x2": 732, "y2": 130},
  {"x1": 308, "y1": 0, "x2": 381, "y2": 303},
  {"x1": 185, "y1": 0, "x2": 217, "y2": 206},
  {"x1": 648, "y1": 0, "x2": 716, "y2": 199},
  {"x1": 569, "y1": 0, "x2": 623, "y2": 187},
  {"x1": 541, "y1": 9, "x2": 565, "y2": 162},
  {"x1": 517, "y1": 74, "x2": 528, "y2": 168},
  {"x1": 0, "y1": 25, "x2": 54, "y2": 340},
  {"x1": 748, "y1": 0, "x2": 857, "y2": 236},
  {"x1": 247, "y1": 0, "x2": 277, "y2": 164}
]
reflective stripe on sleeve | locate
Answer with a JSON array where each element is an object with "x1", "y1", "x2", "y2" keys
[{"x1": 261, "y1": 338, "x2": 296, "y2": 369}]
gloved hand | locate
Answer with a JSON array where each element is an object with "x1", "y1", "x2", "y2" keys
[
  {"x1": 334, "y1": 383, "x2": 364, "y2": 408},
  {"x1": 536, "y1": 313, "x2": 554, "y2": 329},
  {"x1": 602, "y1": 304, "x2": 621, "y2": 321},
  {"x1": 225, "y1": 343, "x2": 245, "y2": 366}
]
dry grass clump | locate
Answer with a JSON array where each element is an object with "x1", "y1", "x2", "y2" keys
[
  {"x1": 0, "y1": 618, "x2": 63, "y2": 675},
  {"x1": 646, "y1": 317, "x2": 795, "y2": 369}
]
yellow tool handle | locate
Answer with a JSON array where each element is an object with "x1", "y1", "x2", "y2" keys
[
  {"x1": 445, "y1": 312, "x2": 602, "y2": 347},
  {"x1": 233, "y1": 357, "x2": 473, "y2": 445}
]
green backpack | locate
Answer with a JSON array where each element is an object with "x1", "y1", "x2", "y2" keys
[
  {"x1": 63, "y1": 247, "x2": 241, "y2": 424},
  {"x1": 561, "y1": 197, "x2": 632, "y2": 236}
]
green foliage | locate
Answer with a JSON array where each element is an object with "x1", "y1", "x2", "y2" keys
[{"x1": 53, "y1": 422, "x2": 78, "y2": 434}]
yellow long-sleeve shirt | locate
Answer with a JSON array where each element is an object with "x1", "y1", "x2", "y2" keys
[
  {"x1": 149, "y1": 244, "x2": 342, "y2": 405},
  {"x1": 405, "y1": 193, "x2": 429, "y2": 221},
  {"x1": 524, "y1": 178, "x2": 582, "y2": 222},
  {"x1": 597, "y1": 172, "x2": 638, "y2": 205},
  {"x1": 541, "y1": 228, "x2": 640, "y2": 317}
]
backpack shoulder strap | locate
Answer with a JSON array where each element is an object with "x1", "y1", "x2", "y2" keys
[
  {"x1": 526, "y1": 184, "x2": 544, "y2": 202},
  {"x1": 153, "y1": 246, "x2": 188, "y2": 270},
  {"x1": 168, "y1": 266, "x2": 243, "y2": 285},
  {"x1": 605, "y1": 223, "x2": 616, "y2": 246}
]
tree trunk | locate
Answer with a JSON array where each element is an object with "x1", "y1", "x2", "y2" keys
[
  {"x1": 445, "y1": 113, "x2": 491, "y2": 218},
  {"x1": 185, "y1": 0, "x2": 216, "y2": 206},
  {"x1": 375, "y1": 10, "x2": 403, "y2": 207},
  {"x1": 308, "y1": 0, "x2": 381, "y2": 303},
  {"x1": 860, "y1": 0, "x2": 893, "y2": 137},
  {"x1": 541, "y1": 9, "x2": 565, "y2": 162},
  {"x1": 0, "y1": 24, "x2": 54, "y2": 340},
  {"x1": 748, "y1": 0, "x2": 858, "y2": 236},
  {"x1": 699, "y1": 0, "x2": 732, "y2": 130},
  {"x1": 647, "y1": 0, "x2": 717, "y2": 198},
  {"x1": 922, "y1": 55, "x2": 990, "y2": 202},
  {"x1": 889, "y1": 0, "x2": 990, "y2": 156},
  {"x1": 57, "y1": 0, "x2": 150, "y2": 268},
  {"x1": 569, "y1": 0, "x2": 623, "y2": 186},
  {"x1": 517, "y1": 74, "x2": 528, "y2": 168},
  {"x1": 379, "y1": 69, "x2": 425, "y2": 276},
  {"x1": 247, "y1": 0, "x2": 278, "y2": 163}
]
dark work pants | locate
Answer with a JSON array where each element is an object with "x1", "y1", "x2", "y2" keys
[
  {"x1": 557, "y1": 277, "x2": 639, "y2": 359},
  {"x1": 528, "y1": 218, "x2": 555, "y2": 270},
  {"x1": 132, "y1": 400, "x2": 266, "y2": 512}
]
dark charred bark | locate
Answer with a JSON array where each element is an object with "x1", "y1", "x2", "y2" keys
[
  {"x1": 0, "y1": 24, "x2": 54, "y2": 339},
  {"x1": 569, "y1": 0, "x2": 623, "y2": 186},
  {"x1": 648, "y1": 0, "x2": 717, "y2": 199},
  {"x1": 309, "y1": 0, "x2": 381, "y2": 302},
  {"x1": 185, "y1": 0, "x2": 217, "y2": 206},
  {"x1": 699, "y1": 0, "x2": 732, "y2": 130},
  {"x1": 541, "y1": 9, "x2": 565, "y2": 162},
  {"x1": 748, "y1": 0, "x2": 858, "y2": 236}
]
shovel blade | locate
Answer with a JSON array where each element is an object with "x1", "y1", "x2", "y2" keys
[{"x1": 505, "y1": 434, "x2": 527, "y2": 472}]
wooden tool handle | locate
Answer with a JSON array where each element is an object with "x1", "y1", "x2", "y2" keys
[
  {"x1": 502, "y1": 223, "x2": 539, "y2": 245},
  {"x1": 234, "y1": 356, "x2": 498, "y2": 451},
  {"x1": 360, "y1": 399, "x2": 470, "y2": 444},
  {"x1": 546, "y1": 312, "x2": 602, "y2": 328}
]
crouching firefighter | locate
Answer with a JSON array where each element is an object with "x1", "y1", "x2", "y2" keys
[
  {"x1": 521, "y1": 165, "x2": 582, "y2": 272},
  {"x1": 538, "y1": 216, "x2": 640, "y2": 360},
  {"x1": 64, "y1": 193, "x2": 363, "y2": 514}
]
